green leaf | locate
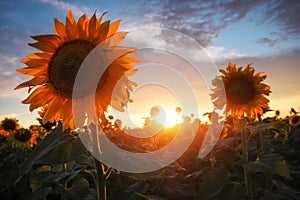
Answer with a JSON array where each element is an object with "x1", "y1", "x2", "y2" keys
[
  {"x1": 249, "y1": 121, "x2": 282, "y2": 132},
  {"x1": 243, "y1": 162, "x2": 274, "y2": 174},
  {"x1": 274, "y1": 160, "x2": 290, "y2": 179},
  {"x1": 65, "y1": 186, "x2": 97, "y2": 200},
  {"x1": 197, "y1": 168, "x2": 229, "y2": 199},
  {"x1": 0, "y1": 159, "x2": 19, "y2": 193},
  {"x1": 213, "y1": 182, "x2": 246, "y2": 200},
  {"x1": 37, "y1": 136, "x2": 86, "y2": 165},
  {"x1": 17, "y1": 127, "x2": 67, "y2": 183},
  {"x1": 243, "y1": 153, "x2": 291, "y2": 178},
  {"x1": 24, "y1": 187, "x2": 52, "y2": 200}
]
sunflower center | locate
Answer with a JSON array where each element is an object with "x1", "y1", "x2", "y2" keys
[
  {"x1": 226, "y1": 77, "x2": 256, "y2": 104},
  {"x1": 48, "y1": 39, "x2": 95, "y2": 97},
  {"x1": 2, "y1": 120, "x2": 17, "y2": 131},
  {"x1": 14, "y1": 129, "x2": 32, "y2": 142}
]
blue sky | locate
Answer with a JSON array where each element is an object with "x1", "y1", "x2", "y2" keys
[{"x1": 0, "y1": 0, "x2": 299, "y2": 127}]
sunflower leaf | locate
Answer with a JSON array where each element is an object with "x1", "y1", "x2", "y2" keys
[{"x1": 15, "y1": 126, "x2": 67, "y2": 185}]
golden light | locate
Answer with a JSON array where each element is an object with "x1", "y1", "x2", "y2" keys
[
  {"x1": 150, "y1": 106, "x2": 181, "y2": 128},
  {"x1": 110, "y1": 84, "x2": 183, "y2": 128}
]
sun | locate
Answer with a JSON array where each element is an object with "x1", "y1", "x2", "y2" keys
[{"x1": 150, "y1": 106, "x2": 180, "y2": 128}]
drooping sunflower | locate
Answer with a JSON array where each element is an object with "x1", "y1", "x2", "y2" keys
[
  {"x1": 211, "y1": 63, "x2": 271, "y2": 118},
  {"x1": 7, "y1": 128, "x2": 38, "y2": 148},
  {"x1": 15, "y1": 10, "x2": 138, "y2": 130},
  {"x1": 0, "y1": 117, "x2": 20, "y2": 132}
]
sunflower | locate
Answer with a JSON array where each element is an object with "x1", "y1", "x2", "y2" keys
[
  {"x1": 289, "y1": 115, "x2": 300, "y2": 127},
  {"x1": 7, "y1": 128, "x2": 38, "y2": 148},
  {"x1": 15, "y1": 10, "x2": 138, "y2": 130},
  {"x1": 0, "y1": 117, "x2": 20, "y2": 132},
  {"x1": 211, "y1": 63, "x2": 271, "y2": 118}
]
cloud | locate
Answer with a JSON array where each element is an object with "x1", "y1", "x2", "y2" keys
[
  {"x1": 0, "y1": 26, "x2": 29, "y2": 56},
  {"x1": 38, "y1": 0, "x2": 93, "y2": 17},
  {"x1": 265, "y1": 0, "x2": 300, "y2": 36},
  {"x1": 121, "y1": 0, "x2": 300, "y2": 49},
  {"x1": 257, "y1": 37, "x2": 277, "y2": 47},
  {"x1": 121, "y1": 1, "x2": 264, "y2": 47},
  {"x1": 204, "y1": 46, "x2": 245, "y2": 61},
  {"x1": 0, "y1": 55, "x2": 29, "y2": 98},
  {"x1": 0, "y1": 112, "x2": 27, "y2": 119}
]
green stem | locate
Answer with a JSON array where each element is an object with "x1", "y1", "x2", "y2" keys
[
  {"x1": 63, "y1": 163, "x2": 67, "y2": 190},
  {"x1": 241, "y1": 129, "x2": 253, "y2": 200},
  {"x1": 93, "y1": 157, "x2": 110, "y2": 200},
  {"x1": 259, "y1": 131, "x2": 264, "y2": 153}
]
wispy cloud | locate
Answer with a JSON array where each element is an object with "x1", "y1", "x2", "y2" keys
[
  {"x1": 122, "y1": 1, "x2": 264, "y2": 47},
  {"x1": 122, "y1": 0, "x2": 300, "y2": 49},
  {"x1": 0, "y1": 55, "x2": 29, "y2": 98},
  {"x1": 205, "y1": 46, "x2": 245, "y2": 61},
  {"x1": 0, "y1": 26, "x2": 29, "y2": 56},
  {"x1": 257, "y1": 37, "x2": 277, "y2": 47},
  {"x1": 0, "y1": 112, "x2": 28, "y2": 119},
  {"x1": 38, "y1": 0, "x2": 94, "y2": 16},
  {"x1": 265, "y1": 0, "x2": 300, "y2": 36}
]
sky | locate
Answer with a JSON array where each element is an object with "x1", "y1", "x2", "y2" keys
[{"x1": 0, "y1": 0, "x2": 299, "y2": 128}]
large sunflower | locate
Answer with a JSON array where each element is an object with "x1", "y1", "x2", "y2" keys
[
  {"x1": 211, "y1": 63, "x2": 271, "y2": 118},
  {"x1": 7, "y1": 128, "x2": 38, "y2": 148},
  {"x1": 15, "y1": 10, "x2": 138, "y2": 129}
]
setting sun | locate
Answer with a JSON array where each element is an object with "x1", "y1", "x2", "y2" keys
[{"x1": 110, "y1": 82, "x2": 192, "y2": 128}]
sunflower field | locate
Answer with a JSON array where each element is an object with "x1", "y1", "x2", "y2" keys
[
  {"x1": 1, "y1": 9, "x2": 300, "y2": 200},
  {"x1": 1, "y1": 112, "x2": 300, "y2": 200}
]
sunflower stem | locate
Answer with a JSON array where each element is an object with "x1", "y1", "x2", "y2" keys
[
  {"x1": 241, "y1": 128, "x2": 253, "y2": 200},
  {"x1": 93, "y1": 157, "x2": 108, "y2": 200}
]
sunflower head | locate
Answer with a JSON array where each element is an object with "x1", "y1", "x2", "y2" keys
[
  {"x1": 15, "y1": 10, "x2": 138, "y2": 130},
  {"x1": 7, "y1": 128, "x2": 37, "y2": 148},
  {"x1": 0, "y1": 117, "x2": 20, "y2": 132},
  {"x1": 211, "y1": 63, "x2": 271, "y2": 118},
  {"x1": 289, "y1": 115, "x2": 300, "y2": 127}
]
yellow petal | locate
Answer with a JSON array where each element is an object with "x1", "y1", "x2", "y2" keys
[
  {"x1": 88, "y1": 12, "x2": 97, "y2": 39},
  {"x1": 31, "y1": 34, "x2": 61, "y2": 46},
  {"x1": 95, "y1": 20, "x2": 110, "y2": 43},
  {"x1": 17, "y1": 66, "x2": 47, "y2": 76},
  {"x1": 26, "y1": 53, "x2": 52, "y2": 60},
  {"x1": 15, "y1": 76, "x2": 46, "y2": 90},
  {"x1": 97, "y1": 12, "x2": 107, "y2": 25},
  {"x1": 21, "y1": 85, "x2": 50, "y2": 104},
  {"x1": 54, "y1": 17, "x2": 66, "y2": 38},
  {"x1": 29, "y1": 95, "x2": 53, "y2": 112},
  {"x1": 65, "y1": 11, "x2": 77, "y2": 40},
  {"x1": 107, "y1": 19, "x2": 121, "y2": 37},
  {"x1": 66, "y1": 10, "x2": 75, "y2": 24},
  {"x1": 21, "y1": 58, "x2": 48, "y2": 67},
  {"x1": 28, "y1": 41, "x2": 58, "y2": 53},
  {"x1": 77, "y1": 14, "x2": 88, "y2": 39},
  {"x1": 43, "y1": 98, "x2": 64, "y2": 124},
  {"x1": 107, "y1": 31, "x2": 128, "y2": 47}
]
